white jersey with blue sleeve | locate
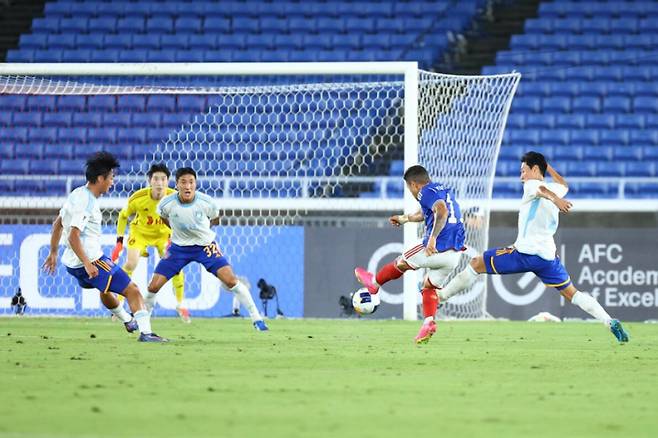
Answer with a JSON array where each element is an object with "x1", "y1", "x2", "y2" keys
[
  {"x1": 59, "y1": 185, "x2": 103, "y2": 268},
  {"x1": 157, "y1": 191, "x2": 219, "y2": 246},
  {"x1": 514, "y1": 179, "x2": 569, "y2": 260}
]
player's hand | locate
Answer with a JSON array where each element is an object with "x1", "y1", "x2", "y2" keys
[
  {"x1": 111, "y1": 239, "x2": 124, "y2": 262},
  {"x1": 84, "y1": 262, "x2": 99, "y2": 279},
  {"x1": 555, "y1": 198, "x2": 573, "y2": 214},
  {"x1": 42, "y1": 252, "x2": 58, "y2": 275},
  {"x1": 425, "y1": 240, "x2": 438, "y2": 256},
  {"x1": 389, "y1": 214, "x2": 408, "y2": 227}
]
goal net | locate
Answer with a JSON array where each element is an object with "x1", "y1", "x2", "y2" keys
[{"x1": 0, "y1": 63, "x2": 519, "y2": 320}]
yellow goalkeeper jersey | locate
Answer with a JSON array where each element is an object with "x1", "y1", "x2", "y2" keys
[{"x1": 117, "y1": 187, "x2": 176, "y2": 239}]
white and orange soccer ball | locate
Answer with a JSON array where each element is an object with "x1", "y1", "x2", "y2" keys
[{"x1": 352, "y1": 288, "x2": 380, "y2": 315}]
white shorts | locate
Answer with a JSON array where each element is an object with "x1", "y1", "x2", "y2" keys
[{"x1": 399, "y1": 243, "x2": 463, "y2": 288}]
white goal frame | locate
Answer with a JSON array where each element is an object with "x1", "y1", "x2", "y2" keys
[{"x1": 0, "y1": 61, "x2": 425, "y2": 320}]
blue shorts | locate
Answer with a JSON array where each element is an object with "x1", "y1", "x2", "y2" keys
[
  {"x1": 483, "y1": 247, "x2": 572, "y2": 290},
  {"x1": 66, "y1": 255, "x2": 132, "y2": 295},
  {"x1": 154, "y1": 242, "x2": 230, "y2": 280}
]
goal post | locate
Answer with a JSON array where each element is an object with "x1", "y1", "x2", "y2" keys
[{"x1": 0, "y1": 62, "x2": 520, "y2": 320}]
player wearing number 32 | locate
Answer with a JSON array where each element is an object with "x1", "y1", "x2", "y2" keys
[
  {"x1": 145, "y1": 167, "x2": 269, "y2": 331},
  {"x1": 355, "y1": 165, "x2": 466, "y2": 344}
]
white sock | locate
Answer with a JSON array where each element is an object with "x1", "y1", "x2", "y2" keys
[
  {"x1": 571, "y1": 291, "x2": 612, "y2": 325},
  {"x1": 108, "y1": 304, "x2": 132, "y2": 323},
  {"x1": 134, "y1": 309, "x2": 152, "y2": 334},
  {"x1": 145, "y1": 292, "x2": 158, "y2": 313},
  {"x1": 438, "y1": 264, "x2": 479, "y2": 300},
  {"x1": 423, "y1": 316, "x2": 434, "y2": 324},
  {"x1": 230, "y1": 281, "x2": 262, "y2": 322}
]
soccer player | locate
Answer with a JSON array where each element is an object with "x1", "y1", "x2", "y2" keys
[
  {"x1": 437, "y1": 151, "x2": 629, "y2": 343},
  {"x1": 354, "y1": 165, "x2": 466, "y2": 344},
  {"x1": 144, "y1": 167, "x2": 269, "y2": 331},
  {"x1": 111, "y1": 163, "x2": 190, "y2": 323},
  {"x1": 42, "y1": 152, "x2": 167, "y2": 342}
]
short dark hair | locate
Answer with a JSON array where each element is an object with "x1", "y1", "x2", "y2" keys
[
  {"x1": 175, "y1": 167, "x2": 197, "y2": 181},
  {"x1": 521, "y1": 151, "x2": 547, "y2": 176},
  {"x1": 85, "y1": 151, "x2": 119, "y2": 183},
  {"x1": 403, "y1": 165, "x2": 430, "y2": 183},
  {"x1": 147, "y1": 162, "x2": 170, "y2": 179}
]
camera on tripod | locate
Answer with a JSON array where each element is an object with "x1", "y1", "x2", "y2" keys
[
  {"x1": 11, "y1": 287, "x2": 27, "y2": 316},
  {"x1": 257, "y1": 278, "x2": 284, "y2": 318}
]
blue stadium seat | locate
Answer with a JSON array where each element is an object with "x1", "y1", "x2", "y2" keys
[
  {"x1": 633, "y1": 96, "x2": 657, "y2": 113},
  {"x1": 161, "y1": 113, "x2": 191, "y2": 128},
  {"x1": 585, "y1": 114, "x2": 615, "y2": 129},
  {"x1": 233, "y1": 17, "x2": 260, "y2": 33},
  {"x1": 58, "y1": 159, "x2": 86, "y2": 175},
  {"x1": 175, "y1": 16, "x2": 202, "y2": 33},
  {"x1": 0, "y1": 144, "x2": 14, "y2": 159},
  {"x1": 626, "y1": 162, "x2": 656, "y2": 177},
  {"x1": 103, "y1": 113, "x2": 131, "y2": 128},
  {"x1": 542, "y1": 96, "x2": 570, "y2": 113},
  {"x1": 89, "y1": 17, "x2": 117, "y2": 33},
  {"x1": 27, "y1": 95, "x2": 56, "y2": 111},
  {"x1": 132, "y1": 113, "x2": 161, "y2": 128},
  {"x1": 0, "y1": 159, "x2": 29, "y2": 175},
  {"x1": 146, "y1": 128, "x2": 171, "y2": 143},
  {"x1": 132, "y1": 35, "x2": 160, "y2": 50},
  {"x1": 570, "y1": 130, "x2": 599, "y2": 146},
  {"x1": 104, "y1": 34, "x2": 132, "y2": 50},
  {"x1": 60, "y1": 17, "x2": 88, "y2": 33},
  {"x1": 117, "y1": 95, "x2": 146, "y2": 112},
  {"x1": 112, "y1": 145, "x2": 133, "y2": 160},
  {"x1": 566, "y1": 161, "x2": 596, "y2": 177},
  {"x1": 88, "y1": 128, "x2": 117, "y2": 144},
  {"x1": 177, "y1": 95, "x2": 207, "y2": 113},
  {"x1": 56, "y1": 96, "x2": 86, "y2": 112},
  {"x1": 5, "y1": 128, "x2": 28, "y2": 142},
  {"x1": 583, "y1": 146, "x2": 613, "y2": 161},
  {"x1": 146, "y1": 16, "x2": 173, "y2": 34},
  {"x1": 554, "y1": 145, "x2": 582, "y2": 161},
  {"x1": 57, "y1": 127, "x2": 86, "y2": 144},
  {"x1": 29, "y1": 160, "x2": 59, "y2": 175},
  {"x1": 616, "y1": 114, "x2": 645, "y2": 129},
  {"x1": 612, "y1": 147, "x2": 642, "y2": 161},
  {"x1": 0, "y1": 112, "x2": 11, "y2": 127},
  {"x1": 603, "y1": 96, "x2": 631, "y2": 114},
  {"x1": 630, "y1": 131, "x2": 658, "y2": 146},
  {"x1": 73, "y1": 113, "x2": 102, "y2": 128},
  {"x1": 12, "y1": 113, "x2": 41, "y2": 127},
  {"x1": 572, "y1": 96, "x2": 601, "y2": 113},
  {"x1": 510, "y1": 129, "x2": 539, "y2": 146},
  {"x1": 203, "y1": 17, "x2": 231, "y2": 33},
  {"x1": 28, "y1": 127, "x2": 57, "y2": 143},
  {"x1": 626, "y1": 182, "x2": 658, "y2": 198},
  {"x1": 20, "y1": 144, "x2": 43, "y2": 159},
  {"x1": 44, "y1": 144, "x2": 74, "y2": 159},
  {"x1": 175, "y1": 49, "x2": 205, "y2": 62},
  {"x1": 117, "y1": 128, "x2": 146, "y2": 144},
  {"x1": 600, "y1": 130, "x2": 629, "y2": 146},
  {"x1": 162, "y1": 34, "x2": 190, "y2": 49},
  {"x1": 595, "y1": 162, "x2": 625, "y2": 177},
  {"x1": 117, "y1": 17, "x2": 145, "y2": 33}
]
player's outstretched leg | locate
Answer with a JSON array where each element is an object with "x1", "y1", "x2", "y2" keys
[
  {"x1": 124, "y1": 283, "x2": 168, "y2": 342},
  {"x1": 355, "y1": 259, "x2": 407, "y2": 294},
  {"x1": 100, "y1": 292, "x2": 137, "y2": 333},
  {"x1": 217, "y1": 266, "x2": 268, "y2": 331},
  {"x1": 563, "y1": 285, "x2": 629, "y2": 343}
]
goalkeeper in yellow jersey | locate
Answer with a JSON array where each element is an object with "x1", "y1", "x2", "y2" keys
[{"x1": 111, "y1": 163, "x2": 190, "y2": 323}]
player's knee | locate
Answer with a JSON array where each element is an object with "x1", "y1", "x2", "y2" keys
[
  {"x1": 224, "y1": 277, "x2": 239, "y2": 289},
  {"x1": 147, "y1": 280, "x2": 161, "y2": 294},
  {"x1": 395, "y1": 259, "x2": 411, "y2": 271},
  {"x1": 124, "y1": 283, "x2": 140, "y2": 297},
  {"x1": 123, "y1": 259, "x2": 137, "y2": 271}
]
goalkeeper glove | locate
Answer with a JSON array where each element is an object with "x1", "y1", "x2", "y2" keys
[{"x1": 111, "y1": 237, "x2": 124, "y2": 262}]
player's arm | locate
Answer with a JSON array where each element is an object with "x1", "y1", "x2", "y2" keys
[
  {"x1": 42, "y1": 215, "x2": 63, "y2": 274},
  {"x1": 546, "y1": 163, "x2": 568, "y2": 189},
  {"x1": 389, "y1": 209, "x2": 423, "y2": 226},
  {"x1": 425, "y1": 200, "x2": 448, "y2": 255},
  {"x1": 537, "y1": 186, "x2": 572, "y2": 213},
  {"x1": 161, "y1": 217, "x2": 170, "y2": 228},
  {"x1": 68, "y1": 227, "x2": 98, "y2": 279},
  {"x1": 210, "y1": 217, "x2": 220, "y2": 226}
]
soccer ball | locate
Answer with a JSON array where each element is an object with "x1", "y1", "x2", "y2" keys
[{"x1": 352, "y1": 288, "x2": 380, "y2": 315}]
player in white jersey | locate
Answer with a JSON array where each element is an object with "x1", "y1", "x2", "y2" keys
[
  {"x1": 437, "y1": 151, "x2": 629, "y2": 343},
  {"x1": 42, "y1": 152, "x2": 167, "y2": 342},
  {"x1": 144, "y1": 167, "x2": 268, "y2": 331}
]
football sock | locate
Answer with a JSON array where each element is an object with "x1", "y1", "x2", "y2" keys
[
  {"x1": 144, "y1": 292, "x2": 158, "y2": 313},
  {"x1": 230, "y1": 281, "x2": 262, "y2": 322},
  {"x1": 172, "y1": 272, "x2": 185, "y2": 306},
  {"x1": 571, "y1": 291, "x2": 612, "y2": 325},
  {"x1": 421, "y1": 288, "x2": 438, "y2": 321},
  {"x1": 108, "y1": 304, "x2": 132, "y2": 323},
  {"x1": 439, "y1": 264, "x2": 479, "y2": 300},
  {"x1": 134, "y1": 310, "x2": 152, "y2": 334},
  {"x1": 374, "y1": 262, "x2": 404, "y2": 287}
]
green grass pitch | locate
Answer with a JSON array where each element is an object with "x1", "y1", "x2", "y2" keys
[{"x1": 1, "y1": 318, "x2": 657, "y2": 438}]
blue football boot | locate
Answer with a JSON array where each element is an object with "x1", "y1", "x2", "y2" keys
[
  {"x1": 253, "y1": 320, "x2": 269, "y2": 331},
  {"x1": 138, "y1": 332, "x2": 169, "y2": 343},
  {"x1": 609, "y1": 319, "x2": 629, "y2": 343},
  {"x1": 123, "y1": 319, "x2": 139, "y2": 333}
]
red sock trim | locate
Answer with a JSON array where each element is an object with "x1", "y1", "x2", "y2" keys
[
  {"x1": 422, "y1": 288, "x2": 438, "y2": 319},
  {"x1": 375, "y1": 261, "x2": 404, "y2": 286}
]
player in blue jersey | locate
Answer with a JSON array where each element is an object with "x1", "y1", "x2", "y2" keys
[
  {"x1": 41, "y1": 152, "x2": 167, "y2": 342},
  {"x1": 355, "y1": 165, "x2": 466, "y2": 344},
  {"x1": 145, "y1": 167, "x2": 268, "y2": 331},
  {"x1": 438, "y1": 151, "x2": 629, "y2": 343}
]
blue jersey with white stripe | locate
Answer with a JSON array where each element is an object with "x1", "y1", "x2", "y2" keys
[{"x1": 417, "y1": 182, "x2": 465, "y2": 251}]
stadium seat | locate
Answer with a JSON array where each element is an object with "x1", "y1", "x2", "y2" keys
[
  {"x1": 73, "y1": 113, "x2": 102, "y2": 128},
  {"x1": 1, "y1": 159, "x2": 30, "y2": 175},
  {"x1": 29, "y1": 160, "x2": 59, "y2": 175}
]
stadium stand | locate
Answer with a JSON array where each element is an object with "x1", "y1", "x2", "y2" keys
[
  {"x1": 2, "y1": 0, "x2": 486, "y2": 197},
  {"x1": 484, "y1": 0, "x2": 658, "y2": 198}
]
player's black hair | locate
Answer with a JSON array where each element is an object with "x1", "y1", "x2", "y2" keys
[
  {"x1": 175, "y1": 167, "x2": 197, "y2": 181},
  {"x1": 147, "y1": 162, "x2": 170, "y2": 179},
  {"x1": 521, "y1": 151, "x2": 547, "y2": 176},
  {"x1": 403, "y1": 165, "x2": 430, "y2": 183},
  {"x1": 85, "y1": 151, "x2": 120, "y2": 183}
]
